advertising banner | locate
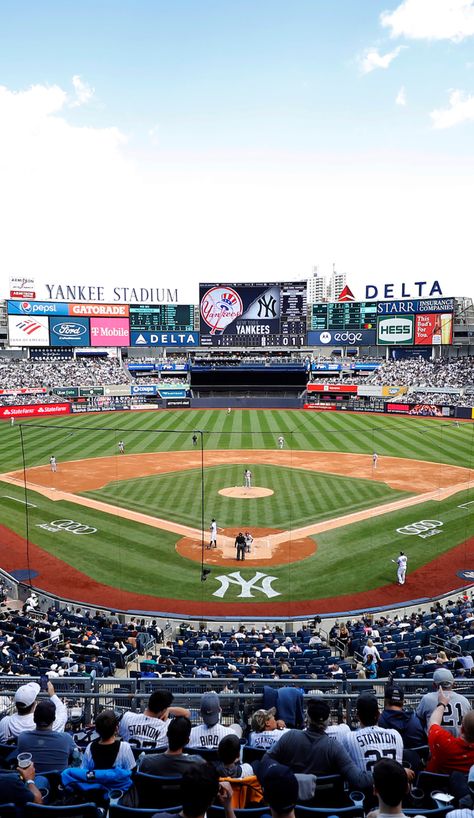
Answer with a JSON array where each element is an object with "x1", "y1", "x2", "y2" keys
[
  {"x1": 131, "y1": 384, "x2": 158, "y2": 395},
  {"x1": 79, "y1": 387, "x2": 104, "y2": 396},
  {"x1": 90, "y1": 317, "x2": 130, "y2": 346},
  {"x1": 164, "y1": 398, "x2": 191, "y2": 408},
  {"x1": 130, "y1": 331, "x2": 199, "y2": 347},
  {"x1": 8, "y1": 315, "x2": 49, "y2": 347},
  {"x1": 377, "y1": 298, "x2": 455, "y2": 315},
  {"x1": 307, "y1": 383, "x2": 358, "y2": 394},
  {"x1": 377, "y1": 316, "x2": 414, "y2": 345},
  {"x1": 0, "y1": 403, "x2": 70, "y2": 419},
  {"x1": 381, "y1": 385, "x2": 407, "y2": 397},
  {"x1": 307, "y1": 330, "x2": 376, "y2": 346},
  {"x1": 158, "y1": 389, "x2": 187, "y2": 398},
  {"x1": 311, "y1": 363, "x2": 342, "y2": 371},
  {"x1": 53, "y1": 387, "x2": 79, "y2": 397},
  {"x1": 9, "y1": 276, "x2": 35, "y2": 299},
  {"x1": 358, "y1": 385, "x2": 383, "y2": 397},
  {"x1": 415, "y1": 313, "x2": 453, "y2": 345},
  {"x1": 49, "y1": 317, "x2": 90, "y2": 346},
  {"x1": 8, "y1": 300, "x2": 69, "y2": 316},
  {"x1": 0, "y1": 388, "x2": 46, "y2": 396},
  {"x1": 69, "y1": 303, "x2": 129, "y2": 317},
  {"x1": 103, "y1": 384, "x2": 132, "y2": 396},
  {"x1": 303, "y1": 403, "x2": 336, "y2": 410}
]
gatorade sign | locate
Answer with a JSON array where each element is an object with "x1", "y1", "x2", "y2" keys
[{"x1": 377, "y1": 316, "x2": 414, "y2": 346}]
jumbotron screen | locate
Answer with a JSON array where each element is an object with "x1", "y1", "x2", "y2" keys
[
  {"x1": 311, "y1": 301, "x2": 378, "y2": 331},
  {"x1": 129, "y1": 304, "x2": 195, "y2": 332},
  {"x1": 199, "y1": 282, "x2": 307, "y2": 347}
]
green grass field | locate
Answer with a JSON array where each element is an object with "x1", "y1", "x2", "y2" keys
[{"x1": 0, "y1": 409, "x2": 473, "y2": 611}]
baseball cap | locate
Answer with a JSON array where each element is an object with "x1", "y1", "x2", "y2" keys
[
  {"x1": 200, "y1": 691, "x2": 220, "y2": 726},
  {"x1": 251, "y1": 708, "x2": 276, "y2": 732},
  {"x1": 261, "y1": 762, "x2": 299, "y2": 812},
  {"x1": 433, "y1": 668, "x2": 454, "y2": 688},
  {"x1": 385, "y1": 685, "x2": 404, "y2": 705},
  {"x1": 307, "y1": 697, "x2": 330, "y2": 724},
  {"x1": 15, "y1": 682, "x2": 40, "y2": 707}
]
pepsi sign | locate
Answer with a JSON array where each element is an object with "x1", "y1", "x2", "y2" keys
[
  {"x1": 307, "y1": 330, "x2": 376, "y2": 346},
  {"x1": 49, "y1": 317, "x2": 90, "y2": 346},
  {"x1": 7, "y1": 300, "x2": 69, "y2": 315}
]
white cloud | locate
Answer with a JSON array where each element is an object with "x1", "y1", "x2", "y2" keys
[
  {"x1": 70, "y1": 75, "x2": 94, "y2": 107},
  {"x1": 381, "y1": 0, "x2": 474, "y2": 42},
  {"x1": 359, "y1": 45, "x2": 405, "y2": 74},
  {"x1": 396, "y1": 85, "x2": 407, "y2": 105},
  {"x1": 430, "y1": 89, "x2": 474, "y2": 127}
]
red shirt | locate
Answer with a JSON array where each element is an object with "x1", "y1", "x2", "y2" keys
[{"x1": 427, "y1": 724, "x2": 474, "y2": 773}]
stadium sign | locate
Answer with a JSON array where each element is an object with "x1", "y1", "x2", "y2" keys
[
  {"x1": 8, "y1": 316, "x2": 49, "y2": 346},
  {"x1": 377, "y1": 316, "x2": 414, "y2": 345},
  {"x1": 0, "y1": 403, "x2": 70, "y2": 418},
  {"x1": 130, "y1": 331, "x2": 200, "y2": 347},
  {"x1": 44, "y1": 283, "x2": 179, "y2": 304},
  {"x1": 9, "y1": 276, "x2": 35, "y2": 299},
  {"x1": 307, "y1": 329, "x2": 376, "y2": 346},
  {"x1": 49, "y1": 317, "x2": 90, "y2": 346},
  {"x1": 377, "y1": 298, "x2": 454, "y2": 315},
  {"x1": 7, "y1": 300, "x2": 69, "y2": 315},
  {"x1": 365, "y1": 280, "x2": 443, "y2": 300}
]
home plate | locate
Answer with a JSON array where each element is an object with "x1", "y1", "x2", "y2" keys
[{"x1": 218, "y1": 487, "x2": 274, "y2": 498}]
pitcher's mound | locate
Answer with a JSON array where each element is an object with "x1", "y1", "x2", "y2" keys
[{"x1": 218, "y1": 486, "x2": 274, "y2": 498}]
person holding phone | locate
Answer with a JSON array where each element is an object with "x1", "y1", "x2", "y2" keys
[{"x1": 0, "y1": 681, "x2": 68, "y2": 742}]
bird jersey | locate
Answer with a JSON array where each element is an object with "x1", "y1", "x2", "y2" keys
[
  {"x1": 118, "y1": 712, "x2": 170, "y2": 748},
  {"x1": 188, "y1": 722, "x2": 238, "y2": 749},
  {"x1": 344, "y1": 725, "x2": 403, "y2": 772}
]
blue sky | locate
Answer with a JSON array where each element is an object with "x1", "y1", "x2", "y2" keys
[{"x1": 0, "y1": 0, "x2": 473, "y2": 301}]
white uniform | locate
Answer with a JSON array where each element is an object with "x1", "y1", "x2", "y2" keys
[
  {"x1": 325, "y1": 723, "x2": 352, "y2": 745},
  {"x1": 118, "y1": 440, "x2": 125, "y2": 454},
  {"x1": 244, "y1": 469, "x2": 252, "y2": 488},
  {"x1": 372, "y1": 452, "x2": 378, "y2": 469},
  {"x1": 244, "y1": 532, "x2": 253, "y2": 553},
  {"x1": 50, "y1": 456, "x2": 57, "y2": 473},
  {"x1": 344, "y1": 725, "x2": 403, "y2": 773},
  {"x1": 118, "y1": 711, "x2": 171, "y2": 748},
  {"x1": 227, "y1": 408, "x2": 231, "y2": 415},
  {"x1": 278, "y1": 436, "x2": 284, "y2": 449},
  {"x1": 397, "y1": 553, "x2": 408, "y2": 585},
  {"x1": 10, "y1": 417, "x2": 15, "y2": 427},
  {"x1": 248, "y1": 728, "x2": 289, "y2": 749},
  {"x1": 188, "y1": 722, "x2": 238, "y2": 749},
  {"x1": 209, "y1": 520, "x2": 217, "y2": 548}
]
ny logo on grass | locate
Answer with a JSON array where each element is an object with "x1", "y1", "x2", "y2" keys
[{"x1": 212, "y1": 571, "x2": 280, "y2": 599}]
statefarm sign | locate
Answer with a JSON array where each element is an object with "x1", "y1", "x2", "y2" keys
[{"x1": 0, "y1": 403, "x2": 71, "y2": 418}]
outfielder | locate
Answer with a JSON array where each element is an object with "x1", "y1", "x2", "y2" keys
[
  {"x1": 118, "y1": 440, "x2": 125, "y2": 454},
  {"x1": 209, "y1": 518, "x2": 218, "y2": 549},
  {"x1": 392, "y1": 551, "x2": 407, "y2": 585},
  {"x1": 49, "y1": 456, "x2": 57, "y2": 473},
  {"x1": 372, "y1": 452, "x2": 378, "y2": 469},
  {"x1": 278, "y1": 436, "x2": 284, "y2": 449},
  {"x1": 244, "y1": 469, "x2": 252, "y2": 489}
]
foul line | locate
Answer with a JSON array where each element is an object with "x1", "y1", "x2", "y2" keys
[
  {"x1": 2, "y1": 495, "x2": 37, "y2": 508},
  {"x1": 458, "y1": 501, "x2": 474, "y2": 509}
]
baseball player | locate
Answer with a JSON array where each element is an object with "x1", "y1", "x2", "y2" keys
[
  {"x1": 244, "y1": 469, "x2": 252, "y2": 489},
  {"x1": 372, "y1": 452, "x2": 378, "y2": 469},
  {"x1": 244, "y1": 531, "x2": 253, "y2": 553},
  {"x1": 209, "y1": 518, "x2": 218, "y2": 549},
  {"x1": 118, "y1": 440, "x2": 125, "y2": 454},
  {"x1": 192, "y1": 434, "x2": 198, "y2": 447},
  {"x1": 278, "y1": 436, "x2": 284, "y2": 449},
  {"x1": 344, "y1": 694, "x2": 404, "y2": 774},
  {"x1": 392, "y1": 551, "x2": 407, "y2": 585},
  {"x1": 227, "y1": 408, "x2": 231, "y2": 415},
  {"x1": 10, "y1": 417, "x2": 15, "y2": 427},
  {"x1": 49, "y1": 456, "x2": 57, "y2": 473}
]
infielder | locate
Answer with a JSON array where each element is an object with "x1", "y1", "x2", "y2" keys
[
  {"x1": 49, "y1": 456, "x2": 57, "y2": 473},
  {"x1": 192, "y1": 434, "x2": 198, "y2": 447},
  {"x1": 227, "y1": 408, "x2": 231, "y2": 415},
  {"x1": 118, "y1": 440, "x2": 125, "y2": 454},
  {"x1": 372, "y1": 452, "x2": 378, "y2": 469},
  {"x1": 244, "y1": 469, "x2": 252, "y2": 488},
  {"x1": 278, "y1": 436, "x2": 284, "y2": 449},
  {"x1": 392, "y1": 551, "x2": 407, "y2": 585},
  {"x1": 209, "y1": 518, "x2": 218, "y2": 549}
]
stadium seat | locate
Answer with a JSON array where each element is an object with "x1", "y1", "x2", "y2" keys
[
  {"x1": 0, "y1": 805, "x2": 15, "y2": 818},
  {"x1": 242, "y1": 745, "x2": 266, "y2": 764},
  {"x1": 23, "y1": 805, "x2": 103, "y2": 817},
  {"x1": 416, "y1": 772, "x2": 451, "y2": 800},
  {"x1": 134, "y1": 772, "x2": 182, "y2": 808},
  {"x1": 109, "y1": 807, "x2": 182, "y2": 817},
  {"x1": 208, "y1": 807, "x2": 270, "y2": 818},
  {"x1": 295, "y1": 807, "x2": 364, "y2": 818}
]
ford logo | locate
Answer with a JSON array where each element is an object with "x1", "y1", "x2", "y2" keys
[{"x1": 52, "y1": 322, "x2": 87, "y2": 337}]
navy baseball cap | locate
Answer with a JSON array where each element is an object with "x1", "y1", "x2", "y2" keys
[{"x1": 261, "y1": 762, "x2": 299, "y2": 812}]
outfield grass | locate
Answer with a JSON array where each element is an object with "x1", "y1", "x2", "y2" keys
[{"x1": 81, "y1": 464, "x2": 411, "y2": 529}]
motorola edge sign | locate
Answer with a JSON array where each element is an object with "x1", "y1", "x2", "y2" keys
[{"x1": 307, "y1": 330, "x2": 376, "y2": 346}]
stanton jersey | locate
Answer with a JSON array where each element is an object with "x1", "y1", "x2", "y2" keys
[
  {"x1": 118, "y1": 712, "x2": 170, "y2": 748},
  {"x1": 344, "y1": 725, "x2": 403, "y2": 773}
]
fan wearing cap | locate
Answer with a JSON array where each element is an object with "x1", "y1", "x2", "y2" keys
[
  {"x1": 266, "y1": 697, "x2": 373, "y2": 790},
  {"x1": 188, "y1": 692, "x2": 242, "y2": 749},
  {"x1": 345, "y1": 694, "x2": 405, "y2": 778},
  {"x1": 248, "y1": 708, "x2": 289, "y2": 750},
  {"x1": 426, "y1": 687, "x2": 474, "y2": 774},
  {"x1": 416, "y1": 668, "x2": 471, "y2": 737},
  {"x1": 119, "y1": 689, "x2": 191, "y2": 748},
  {"x1": 16, "y1": 699, "x2": 78, "y2": 773},
  {"x1": 0, "y1": 680, "x2": 67, "y2": 743},
  {"x1": 378, "y1": 685, "x2": 425, "y2": 750},
  {"x1": 260, "y1": 761, "x2": 299, "y2": 818}
]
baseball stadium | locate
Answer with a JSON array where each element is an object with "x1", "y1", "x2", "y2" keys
[{"x1": 0, "y1": 281, "x2": 474, "y2": 814}]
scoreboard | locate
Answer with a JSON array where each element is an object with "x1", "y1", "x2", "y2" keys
[
  {"x1": 130, "y1": 304, "x2": 195, "y2": 332},
  {"x1": 311, "y1": 301, "x2": 377, "y2": 331}
]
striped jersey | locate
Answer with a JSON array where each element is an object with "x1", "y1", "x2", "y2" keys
[{"x1": 344, "y1": 725, "x2": 403, "y2": 772}]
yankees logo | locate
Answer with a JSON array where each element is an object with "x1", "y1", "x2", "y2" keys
[
  {"x1": 36, "y1": 519, "x2": 97, "y2": 535},
  {"x1": 212, "y1": 571, "x2": 280, "y2": 599},
  {"x1": 397, "y1": 519, "x2": 443, "y2": 536},
  {"x1": 257, "y1": 294, "x2": 277, "y2": 319}
]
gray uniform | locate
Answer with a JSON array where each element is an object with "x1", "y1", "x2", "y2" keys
[{"x1": 416, "y1": 690, "x2": 471, "y2": 737}]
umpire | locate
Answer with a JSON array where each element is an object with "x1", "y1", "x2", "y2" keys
[{"x1": 235, "y1": 532, "x2": 246, "y2": 561}]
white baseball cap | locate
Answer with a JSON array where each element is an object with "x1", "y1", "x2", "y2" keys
[{"x1": 15, "y1": 682, "x2": 40, "y2": 706}]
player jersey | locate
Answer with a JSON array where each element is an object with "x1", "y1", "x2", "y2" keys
[
  {"x1": 248, "y1": 728, "x2": 289, "y2": 749},
  {"x1": 210, "y1": 522, "x2": 217, "y2": 538},
  {"x1": 398, "y1": 556, "x2": 407, "y2": 571},
  {"x1": 188, "y1": 722, "x2": 238, "y2": 749},
  {"x1": 344, "y1": 725, "x2": 403, "y2": 773},
  {"x1": 325, "y1": 723, "x2": 351, "y2": 745},
  {"x1": 416, "y1": 692, "x2": 471, "y2": 736},
  {"x1": 118, "y1": 712, "x2": 170, "y2": 748}
]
